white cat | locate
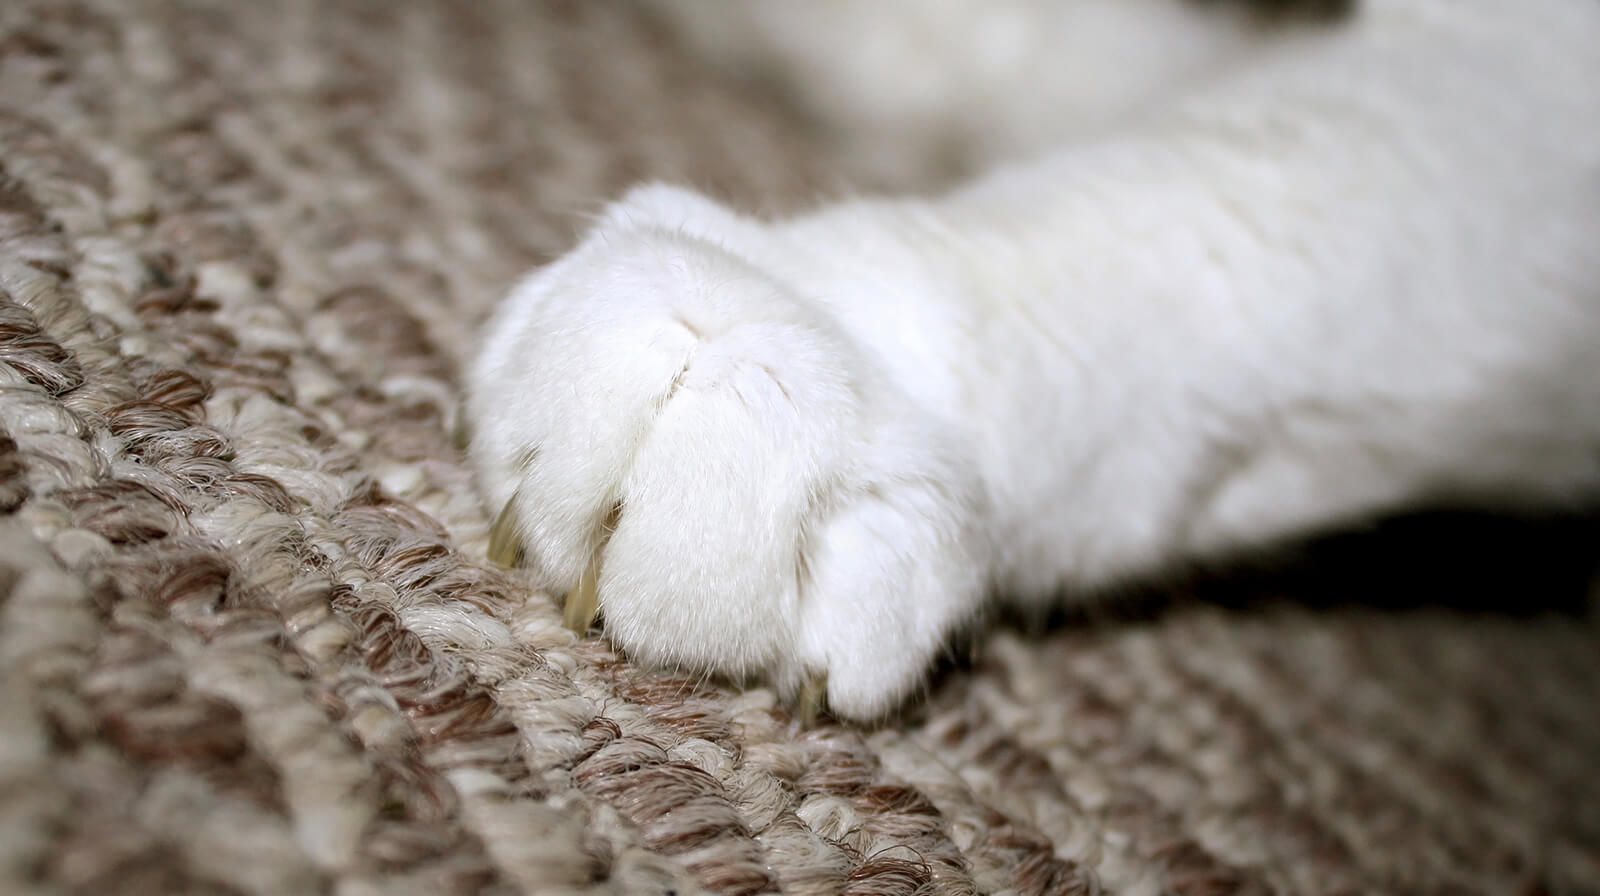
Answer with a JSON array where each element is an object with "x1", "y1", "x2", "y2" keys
[{"x1": 465, "y1": 0, "x2": 1600, "y2": 720}]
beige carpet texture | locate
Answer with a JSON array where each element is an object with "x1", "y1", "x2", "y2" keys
[{"x1": 2, "y1": 2, "x2": 1598, "y2": 894}]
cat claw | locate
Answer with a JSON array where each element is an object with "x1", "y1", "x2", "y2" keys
[
  {"x1": 486, "y1": 499, "x2": 525, "y2": 568},
  {"x1": 487, "y1": 498, "x2": 602, "y2": 633},
  {"x1": 562, "y1": 562, "x2": 601, "y2": 633},
  {"x1": 796, "y1": 673, "x2": 828, "y2": 726}
]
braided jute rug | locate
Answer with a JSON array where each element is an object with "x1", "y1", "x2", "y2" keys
[{"x1": 2, "y1": 2, "x2": 1597, "y2": 894}]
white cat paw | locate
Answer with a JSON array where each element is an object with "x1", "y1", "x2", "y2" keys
[{"x1": 466, "y1": 185, "x2": 990, "y2": 720}]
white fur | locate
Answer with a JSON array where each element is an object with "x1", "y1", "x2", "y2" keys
[
  {"x1": 644, "y1": 0, "x2": 1270, "y2": 181},
  {"x1": 467, "y1": 0, "x2": 1600, "y2": 719}
]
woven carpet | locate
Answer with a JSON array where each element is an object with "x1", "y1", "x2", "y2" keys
[{"x1": 2, "y1": 2, "x2": 1598, "y2": 894}]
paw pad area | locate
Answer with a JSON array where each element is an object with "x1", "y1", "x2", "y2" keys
[{"x1": 464, "y1": 208, "x2": 990, "y2": 720}]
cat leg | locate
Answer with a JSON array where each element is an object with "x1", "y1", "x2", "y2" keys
[{"x1": 469, "y1": 2, "x2": 1600, "y2": 718}]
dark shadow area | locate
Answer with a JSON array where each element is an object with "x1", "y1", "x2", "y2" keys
[
  {"x1": 1190, "y1": 508, "x2": 1599, "y2": 616},
  {"x1": 989, "y1": 507, "x2": 1600, "y2": 638},
  {"x1": 895, "y1": 509, "x2": 1600, "y2": 727}
]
